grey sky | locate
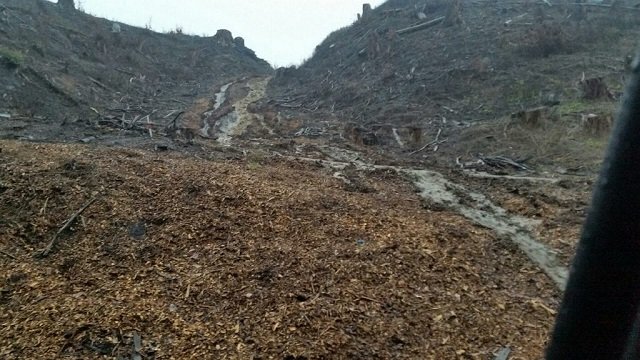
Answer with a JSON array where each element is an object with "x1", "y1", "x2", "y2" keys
[{"x1": 48, "y1": 0, "x2": 386, "y2": 66}]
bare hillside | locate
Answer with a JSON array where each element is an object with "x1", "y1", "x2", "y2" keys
[
  {"x1": 267, "y1": 0, "x2": 639, "y2": 171},
  {"x1": 0, "y1": 0, "x2": 272, "y2": 142}
]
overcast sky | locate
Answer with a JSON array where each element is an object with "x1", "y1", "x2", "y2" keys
[{"x1": 48, "y1": 0, "x2": 386, "y2": 66}]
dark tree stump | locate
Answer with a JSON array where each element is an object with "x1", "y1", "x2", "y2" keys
[
  {"x1": 582, "y1": 114, "x2": 613, "y2": 136},
  {"x1": 362, "y1": 3, "x2": 373, "y2": 19},
  {"x1": 581, "y1": 77, "x2": 614, "y2": 100}
]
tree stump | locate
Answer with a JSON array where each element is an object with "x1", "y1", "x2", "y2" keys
[
  {"x1": 581, "y1": 77, "x2": 614, "y2": 100},
  {"x1": 58, "y1": 0, "x2": 75, "y2": 11},
  {"x1": 408, "y1": 126, "x2": 423, "y2": 146},
  {"x1": 362, "y1": 3, "x2": 373, "y2": 19},
  {"x1": 444, "y1": 0, "x2": 463, "y2": 27},
  {"x1": 510, "y1": 106, "x2": 551, "y2": 128},
  {"x1": 344, "y1": 124, "x2": 379, "y2": 146},
  {"x1": 582, "y1": 113, "x2": 613, "y2": 137}
]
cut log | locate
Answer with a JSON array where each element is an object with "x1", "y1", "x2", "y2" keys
[{"x1": 397, "y1": 16, "x2": 445, "y2": 36}]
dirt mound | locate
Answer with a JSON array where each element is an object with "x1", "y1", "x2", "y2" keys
[
  {"x1": 0, "y1": 0, "x2": 272, "y2": 142},
  {"x1": 0, "y1": 140, "x2": 560, "y2": 359}
]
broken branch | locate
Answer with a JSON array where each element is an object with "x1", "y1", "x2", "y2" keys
[
  {"x1": 38, "y1": 197, "x2": 98, "y2": 258},
  {"x1": 409, "y1": 128, "x2": 444, "y2": 155},
  {"x1": 0, "y1": 249, "x2": 17, "y2": 260},
  {"x1": 88, "y1": 76, "x2": 112, "y2": 91}
]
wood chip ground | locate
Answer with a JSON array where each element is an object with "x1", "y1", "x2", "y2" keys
[{"x1": 0, "y1": 141, "x2": 560, "y2": 359}]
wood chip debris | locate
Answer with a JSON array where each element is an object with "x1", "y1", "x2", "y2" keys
[{"x1": 0, "y1": 140, "x2": 560, "y2": 359}]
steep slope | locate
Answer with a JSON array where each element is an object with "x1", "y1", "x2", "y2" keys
[
  {"x1": 267, "y1": 0, "x2": 639, "y2": 169},
  {"x1": 0, "y1": 0, "x2": 272, "y2": 142}
]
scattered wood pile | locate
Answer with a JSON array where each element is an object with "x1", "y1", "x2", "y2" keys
[
  {"x1": 458, "y1": 155, "x2": 530, "y2": 172},
  {"x1": 479, "y1": 155, "x2": 530, "y2": 171}
]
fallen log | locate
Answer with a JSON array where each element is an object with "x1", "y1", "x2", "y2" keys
[
  {"x1": 397, "y1": 16, "x2": 445, "y2": 36},
  {"x1": 564, "y1": 2, "x2": 640, "y2": 11},
  {"x1": 20, "y1": 67, "x2": 81, "y2": 106},
  {"x1": 464, "y1": 170, "x2": 559, "y2": 183}
]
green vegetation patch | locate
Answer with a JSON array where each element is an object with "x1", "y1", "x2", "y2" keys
[
  {"x1": 0, "y1": 46, "x2": 25, "y2": 67},
  {"x1": 556, "y1": 99, "x2": 618, "y2": 116}
]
